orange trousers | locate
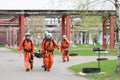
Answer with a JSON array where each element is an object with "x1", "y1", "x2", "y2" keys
[
  {"x1": 61, "y1": 49, "x2": 69, "y2": 61},
  {"x1": 24, "y1": 52, "x2": 33, "y2": 69},
  {"x1": 43, "y1": 52, "x2": 54, "y2": 70}
]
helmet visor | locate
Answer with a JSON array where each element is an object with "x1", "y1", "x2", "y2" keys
[{"x1": 25, "y1": 35, "x2": 30, "y2": 40}]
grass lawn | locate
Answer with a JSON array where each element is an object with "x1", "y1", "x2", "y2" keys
[
  {"x1": 0, "y1": 46, "x2": 4, "y2": 48},
  {"x1": 9, "y1": 47, "x2": 18, "y2": 52},
  {"x1": 54, "y1": 44, "x2": 118, "y2": 56},
  {"x1": 8, "y1": 44, "x2": 118, "y2": 56},
  {"x1": 69, "y1": 60, "x2": 120, "y2": 80},
  {"x1": 69, "y1": 45, "x2": 117, "y2": 56}
]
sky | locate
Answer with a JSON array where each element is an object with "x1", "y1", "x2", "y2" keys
[{"x1": 0, "y1": 0, "x2": 116, "y2": 10}]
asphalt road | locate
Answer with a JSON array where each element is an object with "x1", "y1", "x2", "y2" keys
[{"x1": 0, "y1": 48, "x2": 116, "y2": 80}]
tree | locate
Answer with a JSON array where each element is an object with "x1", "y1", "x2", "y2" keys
[
  {"x1": 57, "y1": 0, "x2": 120, "y2": 73},
  {"x1": 115, "y1": 0, "x2": 120, "y2": 73},
  {"x1": 92, "y1": 32, "x2": 100, "y2": 45},
  {"x1": 75, "y1": 0, "x2": 120, "y2": 74}
]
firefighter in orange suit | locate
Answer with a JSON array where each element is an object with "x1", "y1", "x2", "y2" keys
[
  {"x1": 61, "y1": 35, "x2": 70, "y2": 62},
  {"x1": 18, "y1": 32, "x2": 35, "y2": 72},
  {"x1": 41, "y1": 31, "x2": 48, "y2": 68},
  {"x1": 41, "y1": 33, "x2": 60, "y2": 71}
]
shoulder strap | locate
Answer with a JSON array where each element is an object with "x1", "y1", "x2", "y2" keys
[
  {"x1": 44, "y1": 40, "x2": 51, "y2": 50},
  {"x1": 30, "y1": 40, "x2": 33, "y2": 47},
  {"x1": 44, "y1": 39, "x2": 55, "y2": 50},
  {"x1": 42, "y1": 38, "x2": 45, "y2": 42},
  {"x1": 64, "y1": 39, "x2": 68, "y2": 45},
  {"x1": 52, "y1": 39, "x2": 55, "y2": 46},
  {"x1": 22, "y1": 39, "x2": 33, "y2": 48}
]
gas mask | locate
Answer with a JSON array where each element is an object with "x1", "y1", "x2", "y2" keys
[
  {"x1": 25, "y1": 35, "x2": 30, "y2": 40},
  {"x1": 62, "y1": 35, "x2": 66, "y2": 40},
  {"x1": 46, "y1": 35, "x2": 51, "y2": 40},
  {"x1": 46, "y1": 33, "x2": 52, "y2": 40}
]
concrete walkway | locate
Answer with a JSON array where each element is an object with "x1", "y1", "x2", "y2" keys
[{"x1": 0, "y1": 48, "x2": 116, "y2": 80}]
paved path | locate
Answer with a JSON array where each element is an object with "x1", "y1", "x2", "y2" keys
[{"x1": 0, "y1": 48, "x2": 116, "y2": 80}]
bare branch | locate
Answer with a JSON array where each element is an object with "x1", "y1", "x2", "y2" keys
[{"x1": 106, "y1": 0, "x2": 115, "y2": 4}]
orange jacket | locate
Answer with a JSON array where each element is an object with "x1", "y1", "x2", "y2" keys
[
  {"x1": 18, "y1": 39, "x2": 35, "y2": 54},
  {"x1": 61, "y1": 38, "x2": 69, "y2": 49},
  {"x1": 41, "y1": 38, "x2": 60, "y2": 53}
]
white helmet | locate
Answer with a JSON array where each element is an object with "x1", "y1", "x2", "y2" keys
[
  {"x1": 25, "y1": 32, "x2": 30, "y2": 40},
  {"x1": 44, "y1": 31, "x2": 48, "y2": 37},
  {"x1": 25, "y1": 32, "x2": 30, "y2": 36},
  {"x1": 62, "y1": 35, "x2": 66, "y2": 39},
  {"x1": 49, "y1": 33, "x2": 52, "y2": 38},
  {"x1": 46, "y1": 33, "x2": 52, "y2": 39}
]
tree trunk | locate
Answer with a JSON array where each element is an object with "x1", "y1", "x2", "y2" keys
[{"x1": 115, "y1": 0, "x2": 120, "y2": 73}]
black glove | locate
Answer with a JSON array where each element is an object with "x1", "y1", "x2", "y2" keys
[
  {"x1": 29, "y1": 54, "x2": 33, "y2": 63},
  {"x1": 65, "y1": 50, "x2": 69, "y2": 55}
]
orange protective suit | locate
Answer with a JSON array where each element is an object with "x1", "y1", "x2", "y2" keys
[
  {"x1": 41, "y1": 38, "x2": 60, "y2": 71},
  {"x1": 61, "y1": 38, "x2": 70, "y2": 62},
  {"x1": 18, "y1": 39, "x2": 35, "y2": 70}
]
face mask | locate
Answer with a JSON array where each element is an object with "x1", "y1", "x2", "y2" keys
[
  {"x1": 25, "y1": 35, "x2": 30, "y2": 40},
  {"x1": 45, "y1": 35, "x2": 48, "y2": 38},
  {"x1": 46, "y1": 35, "x2": 50, "y2": 40},
  {"x1": 63, "y1": 37, "x2": 66, "y2": 39}
]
